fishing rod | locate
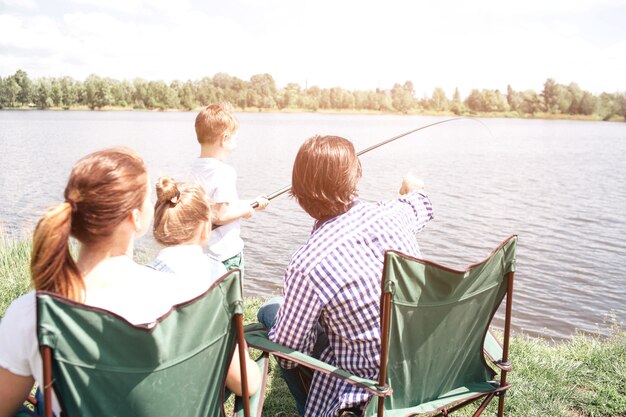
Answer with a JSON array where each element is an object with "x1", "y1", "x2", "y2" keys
[{"x1": 251, "y1": 117, "x2": 487, "y2": 208}]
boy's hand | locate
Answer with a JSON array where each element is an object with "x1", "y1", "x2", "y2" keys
[
  {"x1": 254, "y1": 196, "x2": 270, "y2": 211},
  {"x1": 242, "y1": 205, "x2": 255, "y2": 219},
  {"x1": 399, "y1": 172, "x2": 425, "y2": 195}
]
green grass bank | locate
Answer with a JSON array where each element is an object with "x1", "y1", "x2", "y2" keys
[{"x1": 1, "y1": 237, "x2": 624, "y2": 416}]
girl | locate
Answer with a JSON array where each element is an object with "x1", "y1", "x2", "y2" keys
[{"x1": 149, "y1": 176, "x2": 260, "y2": 396}]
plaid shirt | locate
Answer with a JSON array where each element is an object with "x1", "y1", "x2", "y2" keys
[{"x1": 269, "y1": 192, "x2": 434, "y2": 417}]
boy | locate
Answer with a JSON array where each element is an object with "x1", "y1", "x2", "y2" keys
[
  {"x1": 191, "y1": 103, "x2": 269, "y2": 275},
  {"x1": 258, "y1": 135, "x2": 433, "y2": 417}
]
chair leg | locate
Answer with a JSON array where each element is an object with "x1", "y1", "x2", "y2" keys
[
  {"x1": 497, "y1": 393, "x2": 505, "y2": 417},
  {"x1": 472, "y1": 393, "x2": 495, "y2": 417}
]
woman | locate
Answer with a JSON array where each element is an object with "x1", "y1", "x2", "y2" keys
[
  {"x1": 0, "y1": 148, "x2": 256, "y2": 416},
  {"x1": 149, "y1": 176, "x2": 260, "y2": 396}
]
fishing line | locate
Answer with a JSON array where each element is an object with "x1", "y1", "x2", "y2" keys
[{"x1": 251, "y1": 117, "x2": 490, "y2": 208}]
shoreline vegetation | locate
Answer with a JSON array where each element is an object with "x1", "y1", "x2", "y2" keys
[
  {"x1": 1, "y1": 70, "x2": 625, "y2": 122},
  {"x1": 1, "y1": 237, "x2": 625, "y2": 415},
  {"x1": 4, "y1": 104, "x2": 626, "y2": 123}
]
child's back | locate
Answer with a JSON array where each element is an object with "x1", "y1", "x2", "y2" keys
[
  {"x1": 191, "y1": 155, "x2": 243, "y2": 262},
  {"x1": 191, "y1": 103, "x2": 268, "y2": 272}
]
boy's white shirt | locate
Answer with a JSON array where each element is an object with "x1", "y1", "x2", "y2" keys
[{"x1": 191, "y1": 157, "x2": 244, "y2": 261}]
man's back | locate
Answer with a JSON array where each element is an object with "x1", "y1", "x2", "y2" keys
[{"x1": 271, "y1": 192, "x2": 433, "y2": 417}]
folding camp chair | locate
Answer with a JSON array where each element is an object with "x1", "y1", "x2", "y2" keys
[
  {"x1": 245, "y1": 235, "x2": 517, "y2": 417},
  {"x1": 37, "y1": 268, "x2": 268, "y2": 417}
]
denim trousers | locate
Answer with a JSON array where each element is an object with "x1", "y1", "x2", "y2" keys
[{"x1": 257, "y1": 297, "x2": 329, "y2": 416}]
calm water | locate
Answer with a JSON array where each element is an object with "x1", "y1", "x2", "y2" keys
[{"x1": 1, "y1": 110, "x2": 625, "y2": 339}]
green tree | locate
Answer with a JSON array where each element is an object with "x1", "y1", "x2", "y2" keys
[
  {"x1": 541, "y1": 78, "x2": 561, "y2": 113},
  {"x1": 300, "y1": 86, "x2": 321, "y2": 111},
  {"x1": 0, "y1": 76, "x2": 21, "y2": 107},
  {"x1": 597, "y1": 92, "x2": 620, "y2": 120},
  {"x1": 248, "y1": 73, "x2": 277, "y2": 109},
  {"x1": 506, "y1": 85, "x2": 522, "y2": 112},
  {"x1": 84, "y1": 74, "x2": 113, "y2": 109},
  {"x1": 431, "y1": 87, "x2": 449, "y2": 111},
  {"x1": 391, "y1": 81, "x2": 415, "y2": 112},
  {"x1": 329, "y1": 87, "x2": 354, "y2": 109},
  {"x1": 279, "y1": 83, "x2": 301, "y2": 109},
  {"x1": 49, "y1": 78, "x2": 64, "y2": 107},
  {"x1": 465, "y1": 89, "x2": 483, "y2": 112},
  {"x1": 13, "y1": 69, "x2": 32, "y2": 106},
  {"x1": 618, "y1": 92, "x2": 626, "y2": 120},
  {"x1": 376, "y1": 89, "x2": 393, "y2": 111},
  {"x1": 194, "y1": 77, "x2": 219, "y2": 107},
  {"x1": 144, "y1": 80, "x2": 179, "y2": 110},
  {"x1": 59, "y1": 76, "x2": 79, "y2": 107},
  {"x1": 109, "y1": 79, "x2": 133, "y2": 107},
  {"x1": 174, "y1": 80, "x2": 197, "y2": 110},
  {"x1": 33, "y1": 78, "x2": 53, "y2": 108},
  {"x1": 520, "y1": 90, "x2": 542, "y2": 115},
  {"x1": 565, "y1": 83, "x2": 583, "y2": 114},
  {"x1": 578, "y1": 91, "x2": 597, "y2": 115}
]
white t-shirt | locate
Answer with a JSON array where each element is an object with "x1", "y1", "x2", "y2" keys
[
  {"x1": 0, "y1": 263, "x2": 209, "y2": 415},
  {"x1": 191, "y1": 157, "x2": 244, "y2": 261}
]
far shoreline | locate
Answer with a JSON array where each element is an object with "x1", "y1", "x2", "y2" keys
[{"x1": 1, "y1": 105, "x2": 625, "y2": 123}]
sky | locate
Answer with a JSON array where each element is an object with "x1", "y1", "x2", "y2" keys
[{"x1": 1, "y1": 0, "x2": 625, "y2": 97}]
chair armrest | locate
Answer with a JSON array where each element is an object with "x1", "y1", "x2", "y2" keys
[
  {"x1": 244, "y1": 323, "x2": 392, "y2": 398},
  {"x1": 483, "y1": 329, "x2": 512, "y2": 372}
]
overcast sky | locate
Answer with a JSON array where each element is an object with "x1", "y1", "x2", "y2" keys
[{"x1": 1, "y1": 0, "x2": 625, "y2": 97}]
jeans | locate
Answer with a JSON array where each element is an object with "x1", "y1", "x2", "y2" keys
[{"x1": 257, "y1": 297, "x2": 329, "y2": 416}]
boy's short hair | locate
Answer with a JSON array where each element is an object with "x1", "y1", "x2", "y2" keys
[
  {"x1": 195, "y1": 102, "x2": 240, "y2": 145},
  {"x1": 291, "y1": 135, "x2": 362, "y2": 220}
]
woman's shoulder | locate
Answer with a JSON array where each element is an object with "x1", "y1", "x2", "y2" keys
[
  {"x1": 0, "y1": 292, "x2": 37, "y2": 373},
  {"x1": 1, "y1": 291, "x2": 36, "y2": 327},
  {"x1": 2, "y1": 291, "x2": 36, "y2": 324}
]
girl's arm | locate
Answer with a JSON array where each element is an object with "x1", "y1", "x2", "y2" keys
[{"x1": 225, "y1": 344, "x2": 261, "y2": 396}]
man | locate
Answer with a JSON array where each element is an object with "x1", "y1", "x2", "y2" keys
[{"x1": 259, "y1": 135, "x2": 434, "y2": 417}]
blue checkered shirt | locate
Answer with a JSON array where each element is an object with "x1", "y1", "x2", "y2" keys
[{"x1": 269, "y1": 192, "x2": 434, "y2": 417}]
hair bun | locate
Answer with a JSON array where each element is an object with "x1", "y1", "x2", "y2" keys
[{"x1": 156, "y1": 177, "x2": 179, "y2": 204}]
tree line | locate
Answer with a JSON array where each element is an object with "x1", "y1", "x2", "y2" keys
[{"x1": 1, "y1": 69, "x2": 624, "y2": 120}]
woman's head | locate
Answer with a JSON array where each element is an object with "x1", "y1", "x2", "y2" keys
[
  {"x1": 153, "y1": 177, "x2": 211, "y2": 247},
  {"x1": 291, "y1": 135, "x2": 362, "y2": 220},
  {"x1": 31, "y1": 147, "x2": 149, "y2": 300}
]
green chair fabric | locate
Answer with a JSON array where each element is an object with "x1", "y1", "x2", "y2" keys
[
  {"x1": 245, "y1": 236, "x2": 517, "y2": 417},
  {"x1": 244, "y1": 324, "x2": 390, "y2": 398},
  {"x1": 37, "y1": 268, "x2": 262, "y2": 417},
  {"x1": 367, "y1": 235, "x2": 517, "y2": 416}
]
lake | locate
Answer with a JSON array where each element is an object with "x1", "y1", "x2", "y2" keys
[{"x1": 1, "y1": 110, "x2": 625, "y2": 339}]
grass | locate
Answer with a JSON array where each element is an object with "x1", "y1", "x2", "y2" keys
[
  {"x1": 1, "y1": 237, "x2": 624, "y2": 416},
  {"x1": 0, "y1": 234, "x2": 33, "y2": 316}
]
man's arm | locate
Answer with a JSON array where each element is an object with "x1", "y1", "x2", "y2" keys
[{"x1": 398, "y1": 172, "x2": 434, "y2": 234}]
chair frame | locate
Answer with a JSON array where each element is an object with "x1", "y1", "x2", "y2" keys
[
  {"x1": 374, "y1": 237, "x2": 516, "y2": 417},
  {"x1": 245, "y1": 236, "x2": 516, "y2": 417},
  {"x1": 39, "y1": 270, "x2": 253, "y2": 417}
]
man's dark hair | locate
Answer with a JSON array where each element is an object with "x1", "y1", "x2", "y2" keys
[{"x1": 291, "y1": 135, "x2": 362, "y2": 220}]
